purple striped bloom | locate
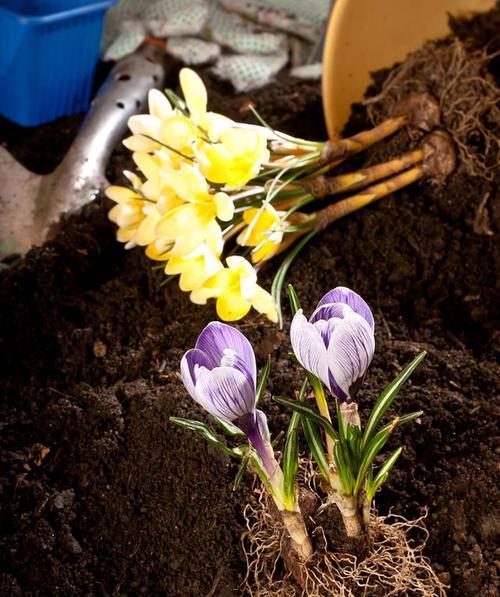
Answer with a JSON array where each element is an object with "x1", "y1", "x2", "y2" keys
[
  {"x1": 290, "y1": 287, "x2": 375, "y2": 402},
  {"x1": 180, "y1": 322, "x2": 275, "y2": 475}
]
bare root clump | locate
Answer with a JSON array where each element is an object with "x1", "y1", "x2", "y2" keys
[
  {"x1": 241, "y1": 485, "x2": 447, "y2": 597},
  {"x1": 364, "y1": 38, "x2": 500, "y2": 180}
]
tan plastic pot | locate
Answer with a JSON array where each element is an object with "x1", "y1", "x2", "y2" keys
[{"x1": 322, "y1": 0, "x2": 496, "y2": 136}]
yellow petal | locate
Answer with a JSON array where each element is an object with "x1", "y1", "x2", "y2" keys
[
  {"x1": 190, "y1": 269, "x2": 230, "y2": 304},
  {"x1": 205, "y1": 112, "x2": 234, "y2": 141},
  {"x1": 108, "y1": 203, "x2": 143, "y2": 228},
  {"x1": 159, "y1": 113, "x2": 196, "y2": 153},
  {"x1": 128, "y1": 114, "x2": 161, "y2": 138},
  {"x1": 105, "y1": 185, "x2": 141, "y2": 203},
  {"x1": 226, "y1": 255, "x2": 255, "y2": 278},
  {"x1": 122, "y1": 135, "x2": 159, "y2": 153},
  {"x1": 179, "y1": 68, "x2": 207, "y2": 124},
  {"x1": 135, "y1": 209, "x2": 161, "y2": 246},
  {"x1": 178, "y1": 261, "x2": 209, "y2": 292},
  {"x1": 252, "y1": 285, "x2": 278, "y2": 323},
  {"x1": 145, "y1": 241, "x2": 171, "y2": 261},
  {"x1": 161, "y1": 162, "x2": 208, "y2": 203},
  {"x1": 133, "y1": 152, "x2": 161, "y2": 184},
  {"x1": 116, "y1": 227, "x2": 136, "y2": 243},
  {"x1": 148, "y1": 89, "x2": 172, "y2": 119},
  {"x1": 155, "y1": 204, "x2": 209, "y2": 255},
  {"x1": 214, "y1": 192, "x2": 234, "y2": 222},
  {"x1": 205, "y1": 220, "x2": 224, "y2": 256},
  {"x1": 197, "y1": 143, "x2": 233, "y2": 184},
  {"x1": 123, "y1": 170, "x2": 143, "y2": 191},
  {"x1": 251, "y1": 239, "x2": 280, "y2": 263},
  {"x1": 216, "y1": 290, "x2": 252, "y2": 322}
]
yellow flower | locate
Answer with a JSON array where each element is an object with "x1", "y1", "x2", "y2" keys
[
  {"x1": 106, "y1": 170, "x2": 163, "y2": 249},
  {"x1": 179, "y1": 68, "x2": 233, "y2": 141},
  {"x1": 106, "y1": 152, "x2": 188, "y2": 250},
  {"x1": 237, "y1": 204, "x2": 286, "y2": 263},
  {"x1": 190, "y1": 256, "x2": 278, "y2": 323},
  {"x1": 165, "y1": 244, "x2": 223, "y2": 292},
  {"x1": 154, "y1": 163, "x2": 233, "y2": 256},
  {"x1": 196, "y1": 127, "x2": 270, "y2": 186},
  {"x1": 123, "y1": 89, "x2": 197, "y2": 162}
]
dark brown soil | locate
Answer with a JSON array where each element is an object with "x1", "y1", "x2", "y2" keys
[{"x1": 1, "y1": 8, "x2": 499, "y2": 597}]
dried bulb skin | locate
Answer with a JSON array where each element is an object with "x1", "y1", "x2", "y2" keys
[
  {"x1": 394, "y1": 92, "x2": 441, "y2": 132},
  {"x1": 421, "y1": 130, "x2": 457, "y2": 182}
]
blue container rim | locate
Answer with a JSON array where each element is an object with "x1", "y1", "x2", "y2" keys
[{"x1": 0, "y1": 1, "x2": 116, "y2": 24}]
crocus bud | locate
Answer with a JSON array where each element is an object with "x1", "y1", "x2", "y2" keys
[
  {"x1": 290, "y1": 287, "x2": 375, "y2": 402},
  {"x1": 180, "y1": 322, "x2": 276, "y2": 476}
]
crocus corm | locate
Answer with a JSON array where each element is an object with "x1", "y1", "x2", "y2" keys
[
  {"x1": 180, "y1": 322, "x2": 276, "y2": 475},
  {"x1": 290, "y1": 287, "x2": 375, "y2": 402}
]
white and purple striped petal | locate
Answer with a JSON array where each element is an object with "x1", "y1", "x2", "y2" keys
[
  {"x1": 325, "y1": 313, "x2": 375, "y2": 401},
  {"x1": 180, "y1": 348, "x2": 213, "y2": 400},
  {"x1": 290, "y1": 311, "x2": 329, "y2": 386},
  {"x1": 194, "y1": 366, "x2": 255, "y2": 422},
  {"x1": 317, "y1": 286, "x2": 374, "y2": 330},
  {"x1": 195, "y1": 321, "x2": 257, "y2": 388},
  {"x1": 290, "y1": 287, "x2": 375, "y2": 402}
]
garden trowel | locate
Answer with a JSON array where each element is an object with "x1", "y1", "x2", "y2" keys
[{"x1": 0, "y1": 45, "x2": 165, "y2": 259}]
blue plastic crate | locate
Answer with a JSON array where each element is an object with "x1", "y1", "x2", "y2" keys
[{"x1": 0, "y1": 0, "x2": 116, "y2": 126}]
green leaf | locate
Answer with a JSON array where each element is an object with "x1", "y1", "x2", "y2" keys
[
  {"x1": 361, "y1": 351, "x2": 426, "y2": 449},
  {"x1": 346, "y1": 424, "x2": 362, "y2": 467},
  {"x1": 282, "y1": 412, "x2": 300, "y2": 504},
  {"x1": 378, "y1": 411, "x2": 423, "y2": 435},
  {"x1": 288, "y1": 284, "x2": 302, "y2": 315},
  {"x1": 234, "y1": 454, "x2": 251, "y2": 490},
  {"x1": 273, "y1": 396, "x2": 339, "y2": 441},
  {"x1": 256, "y1": 357, "x2": 271, "y2": 405},
  {"x1": 170, "y1": 417, "x2": 246, "y2": 459},
  {"x1": 333, "y1": 441, "x2": 355, "y2": 495},
  {"x1": 336, "y1": 402, "x2": 347, "y2": 445},
  {"x1": 302, "y1": 416, "x2": 330, "y2": 482},
  {"x1": 213, "y1": 417, "x2": 245, "y2": 438},
  {"x1": 271, "y1": 230, "x2": 317, "y2": 327},
  {"x1": 366, "y1": 448, "x2": 402, "y2": 502},
  {"x1": 353, "y1": 428, "x2": 392, "y2": 496}
]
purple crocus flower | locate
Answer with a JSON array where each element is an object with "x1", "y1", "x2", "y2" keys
[
  {"x1": 290, "y1": 287, "x2": 375, "y2": 402},
  {"x1": 180, "y1": 322, "x2": 276, "y2": 476}
]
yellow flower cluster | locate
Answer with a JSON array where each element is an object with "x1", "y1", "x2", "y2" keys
[{"x1": 106, "y1": 68, "x2": 277, "y2": 323}]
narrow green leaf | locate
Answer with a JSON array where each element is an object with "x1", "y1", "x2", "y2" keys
[
  {"x1": 283, "y1": 412, "x2": 300, "y2": 504},
  {"x1": 213, "y1": 417, "x2": 245, "y2": 437},
  {"x1": 256, "y1": 357, "x2": 271, "y2": 405},
  {"x1": 333, "y1": 441, "x2": 354, "y2": 495},
  {"x1": 288, "y1": 284, "x2": 302, "y2": 315},
  {"x1": 361, "y1": 351, "x2": 426, "y2": 449},
  {"x1": 366, "y1": 447, "x2": 402, "y2": 502},
  {"x1": 302, "y1": 416, "x2": 330, "y2": 482},
  {"x1": 234, "y1": 454, "x2": 251, "y2": 490},
  {"x1": 353, "y1": 428, "x2": 392, "y2": 496},
  {"x1": 248, "y1": 105, "x2": 321, "y2": 147},
  {"x1": 271, "y1": 230, "x2": 317, "y2": 327},
  {"x1": 378, "y1": 411, "x2": 423, "y2": 435},
  {"x1": 273, "y1": 396, "x2": 339, "y2": 440},
  {"x1": 170, "y1": 417, "x2": 245, "y2": 459},
  {"x1": 346, "y1": 425, "x2": 362, "y2": 467},
  {"x1": 336, "y1": 402, "x2": 347, "y2": 445}
]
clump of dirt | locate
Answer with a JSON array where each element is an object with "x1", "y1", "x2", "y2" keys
[{"x1": 0, "y1": 6, "x2": 499, "y2": 597}]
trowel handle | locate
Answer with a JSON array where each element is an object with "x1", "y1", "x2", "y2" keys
[{"x1": 57, "y1": 45, "x2": 165, "y2": 193}]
